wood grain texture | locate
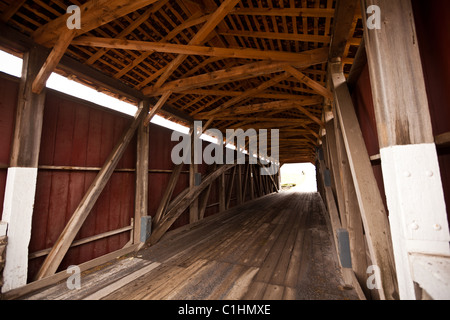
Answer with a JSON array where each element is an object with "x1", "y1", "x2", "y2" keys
[
  {"x1": 35, "y1": 106, "x2": 147, "y2": 280},
  {"x1": 18, "y1": 192, "x2": 359, "y2": 300},
  {"x1": 361, "y1": 0, "x2": 434, "y2": 148},
  {"x1": 330, "y1": 62, "x2": 398, "y2": 300}
]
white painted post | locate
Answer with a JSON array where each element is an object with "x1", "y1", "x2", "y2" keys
[
  {"x1": 1, "y1": 168, "x2": 38, "y2": 292},
  {"x1": 1, "y1": 47, "x2": 47, "y2": 292},
  {"x1": 380, "y1": 144, "x2": 450, "y2": 299}
]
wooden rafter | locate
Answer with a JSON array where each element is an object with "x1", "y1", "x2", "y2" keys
[
  {"x1": 32, "y1": 0, "x2": 161, "y2": 46},
  {"x1": 0, "y1": 0, "x2": 26, "y2": 22},
  {"x1": 202, "y1": 72, "x2": 291, "y2": 118},
  {"x1": 230, "y1": 7, "x2": 335, "y2": 17},
  {"x1": 143, "y1": 90, "x2": 173, "y2": 126},
  {"x1": 195, "y1": 97, "x2": 323, "y2": 117},
  {"x1": 219, "y1": 30, "x2": 331, "y2": 43},
  {"x1": 142, "y1": 47, "x2": 328, "y2": 96},
  {"x1": 153, "y1": 0, "x2": 241, "y2": 89},
  {"x1": 177, "y1": 89, "x2": 314, "y2": 101},
  {"x1": 32, "y1": 29, "x2": 76, "y2": 94},
  {"x1": 295, "y1": 105, "x2": 325, "y2": 127},
  {"x1": 283, "y1": 65, "x2": 333, "y2": 100},
  {"x1": 85, "y1": 0, "x2": 169, "y2": 66},
  {"x1": 329, "y1": 0, "x2": 360, "y2": 59}
]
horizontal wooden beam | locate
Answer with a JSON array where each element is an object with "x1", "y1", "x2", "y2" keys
[
  {"x1": 143, "y1": 61, "x2": 289, "y2": 96},
  {"x1": 206, "y1": 72, "x2": 291, "y2": 118},
  {"x1": 178, "y1": 89, "x2": 313, "y2": 101},
  {"x1": 85, "y1": 0, "x2": 169, "y2": 66},
  {"x1": 198, "y1": 117, "x2": 313, "y2": 124},
  {"x1": 195, "y1": 97, "x2": 323, "y2": 117},
  {"x1": 231, "y1": 7, "x2": 335, "y2": 17},
  {"x1": 29, "y1": 224, "x2": 133, "y2": 259},
  {"x1": 72, "y1": 36, "x2": 330, "y2": 63},
  {"x1": 153, "y1": 0, "x2": 241, "y2": 89},
  {"x1": 220, "y1": 30, "x2": 331, "y2": 43},
  {"x1": 142, "y1": 47, "x2": 329, "y2": 96}
]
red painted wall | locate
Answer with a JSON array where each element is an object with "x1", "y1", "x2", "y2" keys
[
  {"x1": 351, "y1": 65, "x2": 389, "y2": 213},
  {"x1": 412, "y1": 0, "x2": 450, "y2": 222},
  {"x1": 0, "y1": 75, "x2": 18, "y2": 217},
  {"x1": 0, "y1": 73, "x2": 235, "y2": 282},
  {"x1": 29, "y1": 91, "x2": 138, "y2": 280}
]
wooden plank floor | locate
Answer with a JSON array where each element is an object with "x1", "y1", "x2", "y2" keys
[{"x1": 21, "y1": 192, "x2": 359, "y2": 300}]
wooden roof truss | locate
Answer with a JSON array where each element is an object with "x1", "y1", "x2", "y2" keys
[{"x1": 0, "y1": 0, "x2": 363, "y2": 163}]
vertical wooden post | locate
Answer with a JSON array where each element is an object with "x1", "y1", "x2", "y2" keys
[
  {"x1": 330, "y1": 61, "x2": 398, "y2": 300},
  {"x1": 242, "y1": 163, "x2": 249, "y2": 203},
  {"x1": 189, "y1": 124, "x2": 199, "y2": 223},
  {"x1": 134, "y1": 101, "x2": 150, "y2": 244},
  {"x1": 2, "y1": 46, "x2": 47, "y2": 292},
  {"x1": 219, "y1": 171, "x2": 226, "y2": 212},
  {"x1": 236, "y1": 165, "x2": 243, "y2": 205},
  {"x1": 362, "y1": 0, "x2": 450, "y2": 299},
  {"x1": 250, "y1": 164, "x2": 255, "y2": 200},
  {"x1": 225, "y1": 166, "x2": 236, "y2": 209}
]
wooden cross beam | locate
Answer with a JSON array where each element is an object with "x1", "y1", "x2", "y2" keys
[
  {"x1": 329, "y1": 0, "x2": 360, "y2": 59},
  {"x1": 148, "y1": 164, "x2": 237, "y2": 245},
  {"x1": 202, "y1": 72, "x2": 291, "y2": 118},
  {"x1": 230, "y1": 7, "x2": 335, "y2": 18},
  {"x1": 142, "y1": 47, "x2": 328, "y2": 96},
  {"x1": 195, "y1": 97, "x2": 323, "y2": 118},
  {"x1": 30, "y1": 0, "x2": 163, "y2": 94},
  {"x1": 32, "y1": 0, "x2": 161, "y2": 46},
  {"x1": 35, "y1": 103, "x2": 148, "y2": 280},
  {"x1": 143, "y1": 90, "x2": 173, "y2": 126},
  {"x1": 32, "y1": 29, "x2": 76, "y2": 94},
  {"x1": 177, "y1": 89, "x2": 316, "y2": 101},
  {"x1": 219, "y1": 30, "x2": 331, "y2": 44},
  {"x1": 114, "y1": 11, "x2": 210, "y2": 80},
  {"x1": 72, "y1": 36, "x2": 330, "y2": 63},
  {"x1": 283, "y1": 65, "x2": 333, "y2": 100},
  {"x1": 85, "y1": 0, "x2": 169, "y2": 66},
  {"x1": 153, "y1": 0, "x2": 241, "y2": 89}
]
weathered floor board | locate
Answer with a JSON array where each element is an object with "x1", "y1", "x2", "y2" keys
[{"x1": 21, "y1": 192, "x2": 359, "y2": 300}]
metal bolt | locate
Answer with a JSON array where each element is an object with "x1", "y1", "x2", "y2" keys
[
  {"x1": 425, "y1": 170, "x2": 434, "y2": 177},
  {"x1": 410, "y1": 222, "x2": 419, "y2": 230},
  {"x1": 404, "y1": 171, "x2": 411, "y2": 178},
  {"x1": 433, "y1": 224, "x2": 442, "y2": 231}
]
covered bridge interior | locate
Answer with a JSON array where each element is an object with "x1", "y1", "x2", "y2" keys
[{"x1": 0, "y1": 0, "x2": 449, "y2": 300}]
